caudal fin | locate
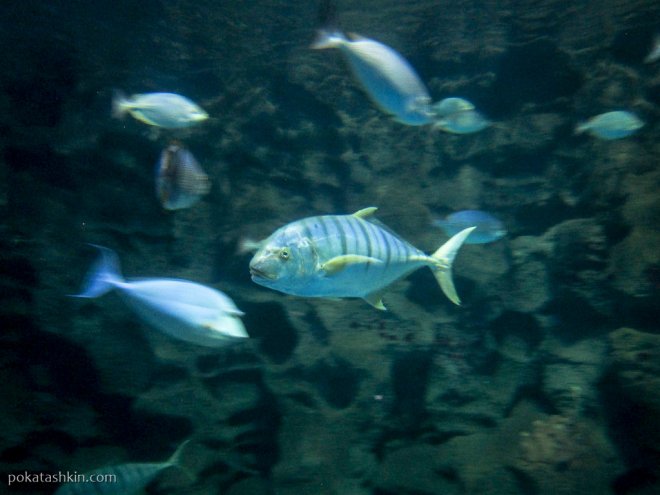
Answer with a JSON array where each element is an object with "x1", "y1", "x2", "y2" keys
[
  {"x1": 430, "y1": 227, "x2": 475, "y2": 305},
  {"x1": 166, "y1": 439, "x2": 196, "y2": 481},
  {"x1": 71, "y1": 245, "x2": 123, "y2": 298},
  {"x1": 111, "y1": 90, "x2": 129, "y2": 119}
]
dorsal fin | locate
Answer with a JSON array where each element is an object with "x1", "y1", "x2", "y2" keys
[{"x1": 352, "y1": 207, "x2": 378, "y2": 219}]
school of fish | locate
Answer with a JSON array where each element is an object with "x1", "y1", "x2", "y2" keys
[{"x1": 64, "y1": 8, "x2": 655, "y2": 491}]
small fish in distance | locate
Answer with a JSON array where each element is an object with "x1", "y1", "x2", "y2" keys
[
  {"x1": 249, "y1": 207, "x2": 474, "y2": 309},
  {"x1": 575, "y1": 110, "x2": 644, "y2": 140},
  {"x1": 433, "y1": 210, "x2": 506, "y2": 244},
  {"x1": 71, "y1": 245, "x2": 248, "y2": 346},
  {"x1": 54, "y1": 439, "x2": 193, "y2": 495},
  {"x1": 431, "y1": 97, "x2": 476, "y2": 118},
  {"x1": 434, "y1": 109, "x2": 490, "y2": 134},
  {"x1": 312, "y1": 30, "x2": 434, "y2": 125},
  {"x1": 112, "y1": 91, "x2": 208, "y2": 128},
  {"x1": 156, "y1": 142, "x2": 211, "y2": 210}
]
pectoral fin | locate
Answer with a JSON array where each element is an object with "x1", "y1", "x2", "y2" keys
[
  {"x1": 322, "y1": 255, "x2": 383, "y2": 275},
  {"x1": 364, "y1": 291, "x2": 387, "y2": 311}
]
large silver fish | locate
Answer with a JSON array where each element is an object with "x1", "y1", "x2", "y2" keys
[
  {"x1": 112, "y1": 91, "x2": 208, "y2": 128},
  {"x1": 156, "y1": 143, "x2": 211, "y2": 210},
  {"x1": 72, "y1": 245, "x2": 248, "y2": 346},
  {"x1": 249, "y1": 207, "x2": 474, "y2": 309},
  {"x1": 54, "y1": 440, "x2": 192, "y2": 495},
  {"x1": 313, "y1": 31, "x2": 434, "y2": 126}
]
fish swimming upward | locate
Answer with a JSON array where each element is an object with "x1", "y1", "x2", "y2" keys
[
  {"x1": 55, "y1": 439, "x2": 192, "y2": 495},
  {"x1": 249, "y1": 207, "x2": 475, "y2": 309},
  {"x1": 312, "y1": 31, "x2": 434, "y2": 125},
  {"x1": 72, "y1": 245, "x2": 248, "y2": 346}
]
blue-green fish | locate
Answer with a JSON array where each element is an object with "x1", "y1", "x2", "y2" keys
[
  {"x1": 434, "y1": 210, "x2": 506, "y2": 244},
  {"x1": 312, "y1": 31, "x2": 434, "y2": 126},
  {"x1": 112, "y1": 91, "x2": 208, "y2": 128},
  {"x1": 431, "y1": 97, "x2": 475, "y2": 118},
  {"x1": 249, "y1": 207, "x2": 475, "y2": 308},
  {"x1": 72, "y1": 245, "x2": 248, "y2": 346},
  {"x1": 575, "y1": 110, "x2": 643, "y2": 140},
  {"x1": 156, "y1": 143, "x2": 211, "y2": 210},
  {"x1": 54, "y1": 440, "x2": 192, "y2": 495},
  {"x1": 434, "y1": 109, "x2": 490, "y2": 134}
]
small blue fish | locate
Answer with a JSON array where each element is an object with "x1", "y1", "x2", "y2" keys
[
  {"x1": 312, "y1": 31, "x2": 433, "y2": 125},
  {"x1": 434, "y1": 109, "x2": 490, "y2": 134},
  {"x1": 431, "y1": 97, "x2": 475, "y2": 118},
  {"x1": 55, "y1": 440, "x2": 192, "y2": 495},
  {"x1": 112, "y1": 91, "x2": 208, "y2": 128},
  {"x1": 72, "y1": 246, "x2": 248, "y2": 346},
  {"x1": 575, "y1": 110, "x2": 644, "y2": 140},
  {"x1": 156, "y1": 143, "x2": 211, "y2": 210},
  {"x1": 433, "y1": 210, "x2": 506, "y2": 244},
  {"x1": 249, "y1": 207, "x2": 474, "y2": 308}
]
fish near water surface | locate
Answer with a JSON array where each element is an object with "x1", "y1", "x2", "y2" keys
[
  {"x1": 249, "y1": 207, "x2": 475, "y2": 309},
  {"x1": 156, "y1": 143, "x2": 211, "y2": 210},
  {"x1": 72, "y1": 245, "x2": 248, "y2": 346},
  {"x1": 54, "y1": 439, "x2": 192, "y2": 495},
  {"x1": 312, "y1": 30, "x2": 434, "y2": 125},
  {"x1": 575, "y1": 110, "x2": 644, "y2": 140},
  {"x1": 112, "y1": 91, "x2": 208, "y2": 128},
  {"x1": 433, "y1": 210, "x2": 506, "y2": 244}
]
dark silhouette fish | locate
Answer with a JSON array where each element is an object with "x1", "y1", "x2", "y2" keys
[{"x1": 156, "y1": 143, "x2": 211, "y2": 210}]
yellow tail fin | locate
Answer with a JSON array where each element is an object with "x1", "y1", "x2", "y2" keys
[{"x1": 430, "y1": 227, "x2": 475, "y2": 305}]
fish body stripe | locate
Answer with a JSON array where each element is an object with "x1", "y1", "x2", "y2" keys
[
  {"x1": 330, "y1": 216, "x2": 347, "y2": 255},
  {"x1": 353, "y1": 218, "x2": 373, "y2": 271},
  {"x1": 340, "y1": 215, "x2": 359, "y2": 255},
  {"x1": 300, "y1": 215, "x2": 420, "y2": 270},
  {"x1": 376, "y1": 222, "x2": 392, "y2": 269}
]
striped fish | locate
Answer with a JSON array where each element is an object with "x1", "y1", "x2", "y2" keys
[
  {"x1": 54, "y1": 440, "x2": 192, "y2": 495},
  {"x1": 156, "y1": 143, "x2": 211, "y2": 210},
  {"x1": 249, "y1": 207, "x2": 474, "y2": 309}
]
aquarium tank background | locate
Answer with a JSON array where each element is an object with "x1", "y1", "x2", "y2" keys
[{"x1": 1, "y1": 1, "x2": 659, "y2": 494}]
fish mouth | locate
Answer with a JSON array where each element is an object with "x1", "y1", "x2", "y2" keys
[{"x1": 249, "y1": 266, "x2": 275, "y2": 280}]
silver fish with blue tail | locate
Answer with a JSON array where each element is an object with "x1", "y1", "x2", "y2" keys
[
  {"x1": 575, "y1": 110, "x2": 644, "y2": 140},
  {"x1": 54, "y1": 439, "x2": 193, "y2": 495},
  {"x1": 249, "y1": 207, "x2": 475, "y2": 309},
  {"x1": 312, "y1": 31, "x2": 434, "y2": 126},
  {"x1": 112, "y1": 91, "x2": 208, "y2": 128},
  {"x1": 72, "y1": 245, "x2": 248, "y2": 346},
  {"x1": 156, "y1": 143, "x2": 211, "y2": 210}
]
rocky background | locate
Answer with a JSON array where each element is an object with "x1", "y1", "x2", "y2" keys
[{"x1": 1, "y1": 1, "x2": 659, "y2": 494}]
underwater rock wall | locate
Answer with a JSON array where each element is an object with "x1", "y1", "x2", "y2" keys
[{"x1": 1, "y1": 1, "x2": 659, "y2": 494}]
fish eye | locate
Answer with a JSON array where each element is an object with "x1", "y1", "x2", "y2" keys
[{"x1": 279, "y1": 248, "x2": 290, "y2": 261}]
